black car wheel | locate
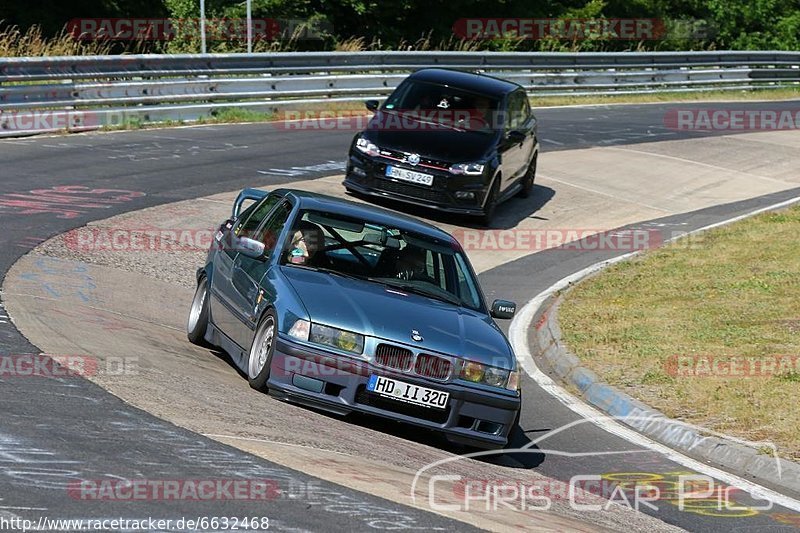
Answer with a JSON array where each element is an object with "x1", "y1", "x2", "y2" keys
[
  {"x1": 248, "y1": 310, "x2": 277, "y2": 391},
  {"x1": 187, "y1": 276, "x2": 211, "y2": 346},
  {"x1": 479, "y1": 178, "x2": 500, "y2": 227},
  {"x1": 517, "y1": 152, "x2": 538, "y2": 199}
]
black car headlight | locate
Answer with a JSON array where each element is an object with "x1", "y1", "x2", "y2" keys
[
  {"x1": 355, "y1": 136, "x2": 380, "y2": 157},
  {"x1": 460, "y1": 360, "x2": 518, "y2": 390},
  {"x1": 449, "y1": 162, "x2": 485, "y2": 176}
]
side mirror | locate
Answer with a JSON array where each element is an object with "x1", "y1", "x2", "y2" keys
[
  {"x1": 491, "y1": 299, "x2": 516, "y2": 319},
  {"x1": 365, "y1": 99, "x2": 380, "y2": 112},
  {"x1": 506, "y1": 130, "x2": 526, "y2": 145},
  {"x1": 237, "y1": 236, "x2": 267, "y2": 260}
]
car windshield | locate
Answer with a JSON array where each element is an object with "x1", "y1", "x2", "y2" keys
[
  {"x1": 381, "y1": 80, "x2": 500, "y2": 133},
  {"x1": 280, "y1": 209, "x2": 485, "y2": 311}
]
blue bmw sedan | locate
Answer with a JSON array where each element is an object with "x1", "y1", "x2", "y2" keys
[{"x1": 187, "y1": 187, "x2": 521, "y2": 449}]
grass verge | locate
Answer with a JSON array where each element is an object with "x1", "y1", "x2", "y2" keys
[
  {"x1": 558, "y1": 205, "x2": 800, "y2": 460},
  {"x1": 531, "y1": 87, "x2": 800, "y2": 107}
]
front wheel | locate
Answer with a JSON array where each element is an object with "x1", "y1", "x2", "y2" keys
[
  {"x1": 517, "y1": 152, "x2": 538, "y2": 198},
  {"x1": 479, "y1": 178, "x2": 500, "y2": 227},
  {"x1": 248, "y1": 310, "x2": 277, "y2": 391},
  {"x1": 187, "y1": 276, "x2": 210, "y2": 346}
]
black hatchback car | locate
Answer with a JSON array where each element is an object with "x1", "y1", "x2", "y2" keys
[{"x1": 344, "y1": 68, "x2": 539, "y2": 225}]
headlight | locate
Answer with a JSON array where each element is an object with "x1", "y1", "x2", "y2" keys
[
  {"x1": 288, "y1": 319, "x2": 310, "y2": 341},
  {"x1": 449, "y1": 162, "x2": 485, "y2": 176},
  {"x1": 310, "y1": 323, "x2": 364, "y2": 354},
  {"x1": 459, "y1": 360, "x2": 513, "y2": 389},
  {"x1": 355, "y1": 136, "x2": 380, "y2": 157}
]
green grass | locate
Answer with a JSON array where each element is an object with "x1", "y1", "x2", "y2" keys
[
  {"x1": 559, "y1": 205, "x2": 800, "y2": 460},
  {"x1": 531, "y1": 87, "x2": 800, "y2": 107}
]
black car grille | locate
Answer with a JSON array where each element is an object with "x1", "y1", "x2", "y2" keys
[
  {"x1": 381, "y1": 149, "x2": 450, "y2": 171},
  {"x1": 375, "y1": 343, "x2": 413, "y2": 371},
  {"x1": 415, "y1": 353, "x2": 453, "y2": 380},
  {"x1": 355, "y1": 385, "x2": 451, "y2": 424}
]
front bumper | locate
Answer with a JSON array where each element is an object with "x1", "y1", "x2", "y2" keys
[
  {"x1": 268, "y1": 336, "x2": 521, "y2": 449},
  {"x1": 344, "y1": 152, "x2": 490, "y2": 216}
]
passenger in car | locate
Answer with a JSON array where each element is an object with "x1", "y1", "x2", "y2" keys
[{"x1": 286, "y1": 221, "x2": 327, "y2": 267}]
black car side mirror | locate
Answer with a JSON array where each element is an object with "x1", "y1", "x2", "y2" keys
[
  {"x1": 507, "y1": 130, "x2": 526, "y2": 144},
  {"x1": 491, "y1": 299, "x2": 517, "y2": 319},
  {"x1": 365, "y1": 100, "x2": 380, "y2": 112}
]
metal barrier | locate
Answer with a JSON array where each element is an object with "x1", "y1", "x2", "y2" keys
[{"x1": 1, "y1": 51, "x2": 798, "y2": 136}]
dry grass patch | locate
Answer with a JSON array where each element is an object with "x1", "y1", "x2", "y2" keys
[{"x1": 559, "y1": 206, "x2": 800, "y2": 460}]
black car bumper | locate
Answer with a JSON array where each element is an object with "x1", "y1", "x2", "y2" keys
[
  {"x1": 268, "y1": 336, "x2": 521, "y2": 449},
  {"x1": 344, "y1": 152, "x2": 491, "y2": 216}
]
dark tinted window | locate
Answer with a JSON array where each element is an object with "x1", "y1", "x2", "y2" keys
[
  {"x1": 236, "y1": 195, "x2": 280, "y2": 239},
  {"x1": 506, "y1": 91, "x2": 528, "y2": 130},
  {"x1": 256, "y1": 201, "x2": 293, "y2": 252},
  {"x1": 383, "y1": 80, "x2": 500, "y2": 132}
]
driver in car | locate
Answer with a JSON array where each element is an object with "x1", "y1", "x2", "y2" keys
[{"x1": 395, "y1": 245, "x2": 434, "y2": 283}]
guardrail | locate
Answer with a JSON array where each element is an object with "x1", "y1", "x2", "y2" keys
[{"x1": 1, "y1": 51, "x2": 798, "y2": 136}]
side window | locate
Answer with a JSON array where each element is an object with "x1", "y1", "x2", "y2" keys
[
  {"x1": 255, "y1": 201, "x2": 293, "y2": 254},
  {"x1": 235, "y1": 194, "x2": 281, "y2": 239},
  {"x1": 506, "y1": 91, "x2": 526, "y2": 130}
]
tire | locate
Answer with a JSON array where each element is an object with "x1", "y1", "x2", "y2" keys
[
  {"x1": 504, "y1": 392, "x2": 523, "y2": 449},
  {"x1": 517, "y1": 152, "x2": 538, "y2": 199},
  {"x1": 247, "y1": 310, "x2": 277, "y2": 391},
  {"x1": 479, "y1": 178, "x2": 500, "y2": 227},
  {"x1": 187, "y1": 276, "x2": 211, "y2": 346}
]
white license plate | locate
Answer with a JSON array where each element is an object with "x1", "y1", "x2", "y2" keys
[
  {"x1": 367, "y1": 375, "x2": 449, "y2": 409},
  {"x1": 385, "y1": 165, "x2": 434, "y2": 186}
]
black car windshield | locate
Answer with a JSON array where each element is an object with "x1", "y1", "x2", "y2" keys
[
  {"x1": 280, "y1": 209, "x2": 485, "y2": 311},
  {"x1": 381, "y1": 80, "x2": 500, "y2": 133}
]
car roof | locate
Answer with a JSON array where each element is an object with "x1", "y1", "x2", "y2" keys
[
  {"x1": 273, "y1": 188, "x2": 458, "y2": 243},
  {"x1": 407, "y1": 68, "x2": 521, "y2": 97}
]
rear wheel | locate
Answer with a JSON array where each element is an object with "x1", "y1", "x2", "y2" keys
[
  {"x1": 248, "y1": 310, "x2": 277, "y2": 391},
  {"x1": 517, "y1": 152, "x2": 538, "y2": 198},
  {"x1": 187, "y1": 276, "x2": 210, "y2": 346}
]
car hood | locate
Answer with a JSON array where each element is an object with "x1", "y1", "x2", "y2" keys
[
  {"x1": 280, "y1": 266, "x2": 514, "y2": 368},
  {"x1": 363, "y1": 111, "x2": 497, "y2": 163}
]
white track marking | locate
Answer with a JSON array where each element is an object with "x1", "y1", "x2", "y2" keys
[
  {"x1": 538, "y1": 173, "x2": 672, "y2": 213},
  {"x1": 509, "y1": 194, "x2": 800, "y2": 513},
  {"x1": 605, "y1": 145, "x2": 795, "y2": 186}
]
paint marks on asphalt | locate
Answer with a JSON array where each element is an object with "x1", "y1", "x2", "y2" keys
[{"x1": 0, "y1": 186, "x2": 145, "y2": 219}]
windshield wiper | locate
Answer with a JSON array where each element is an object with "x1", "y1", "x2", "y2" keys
[
  {"x1": 315, "y1": 266, "x2": 368, "y2": 282},
  {"x1": 386, "y1": 110, "x2": 466, "y2": 133},
  {"x1": 379, "y1": 280, "x2": 462, "y2": 306},
  {"x1": 286, "y1": 264, "x2": 366, "y2": 281}
]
